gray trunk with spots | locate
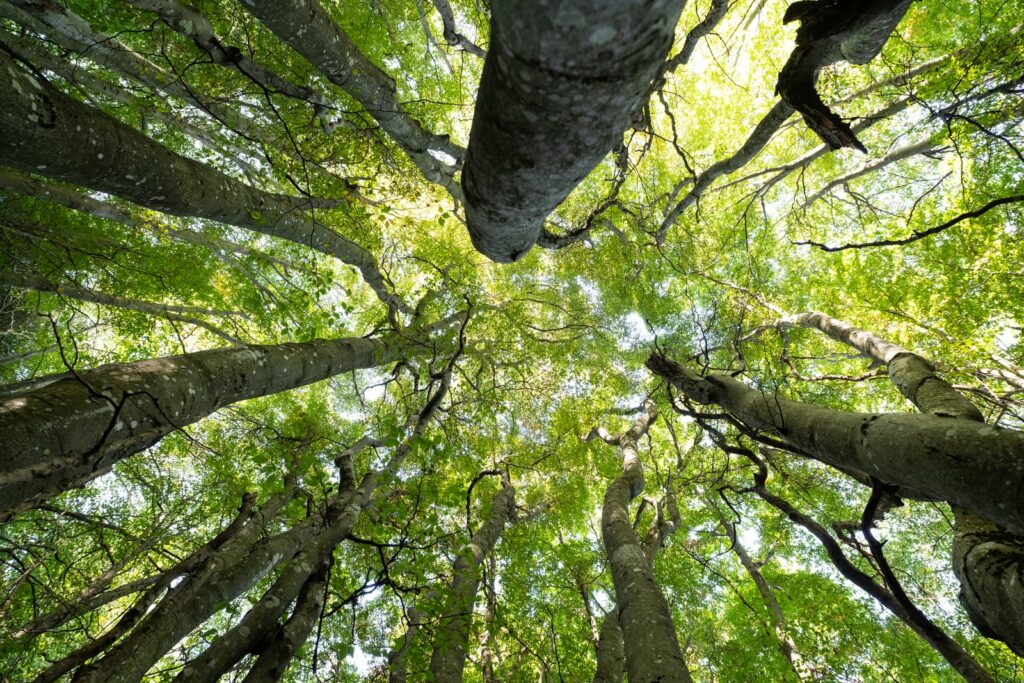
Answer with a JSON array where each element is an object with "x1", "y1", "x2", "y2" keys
[
  {"x1": 600, "y1": 404, "x2": 691, "y2": 682},
  {"x1": 461, "y1": 0, "x2": 683, "y2": 262},
  {"x1": 593, "y1": 606, "x2": 624, "y2": 683},
  {"x1": 76, "y1": 516, "x2": 318, "y2": 683},
  {"x1": 0, "y1": 333, "x2": 412, "y2": 520},
  {"x1": 241, "y1": 559, "x2": 331, "y2": 683},
  {"x1": 241, "y1": 0, "x2": 461, "y2": 192},
  {"x1": 0, "y1": 49, "x2": 399, "y2": 310},
  {"x1": 429, "y1": 478, "x2": 516, "y2": 682},
  {"x1": 646, "y1": 355, "x2": 1024, "y2": 535},
  {"x1": 786, "y1": 311, "x2": 1024, "y2": 654}
]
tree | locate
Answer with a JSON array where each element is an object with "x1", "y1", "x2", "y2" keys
[{"x1": 2, "y1": 0, "x2": 1023, "y2": 681}]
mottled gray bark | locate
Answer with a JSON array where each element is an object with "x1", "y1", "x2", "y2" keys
[
  {"x1": 241, "y1": 0, "x2": 462, "y2": 191},
  {"x1": 799, "y1": 138, "x2": 942, "y2": 209},
  {"x1": 658, "y1": 100, "x2": 795, "y2": 240},
  {"x1": 0, "y1": 316, "x2": 453, "y2": 519},
  {"x1": 951, "y1": 512, "x2": 1024, "y2": 657},
  {"x1": 646, "y1": 354, "x2": 1024, "y2": 535},
  {"x1": 743, "y1": 456, "x2": 995, "y2": 683},
  {"x1": 785, "y1": 311, "x2": 1024, "y2": 656},
  {"x1": 76, "y1": 514, "x2": 317, "y2": 683},
  {"x1": 0, "y1": 49, "x2": 400, "y2": 311},
  {"x1": 123, "y1": 0, "x2": 336, "y2": 126},
  {"x1": 31, "y1": 489, "x2": 289, "y2": 683},
  {"x1": 598, "y1": 403, "x2": 691, "y2": 682},
  {"x1": 779, "y1": 311, "x2": 985, "y2": 421},
  {"x1": 593, "y1": 606, "x2": 624, "y2": 683},
  {"x1": 776, "y1": 0, "x2": 913, "y2": 150},
  {"x1": 430, "y1": 0, "x2": 486, "y2": 58},
  {"x1": 173, "y1": 436, "x2": 381, "y2": 683},
  {"x1": 0, "y1": 269, "x2": 245, "y2": 345},
  {"x1": 429, "y1": 476, "x2": 516, "y2": 682},
  {"x1": 241, "y1": 560, "x2": 331, "y2": 683},
  {"x1": 1, "y1": 0, "x2": 268, "y2": 142},
  {"x1": 461, "y1": 0, "x2": 683, "y2": 262}
]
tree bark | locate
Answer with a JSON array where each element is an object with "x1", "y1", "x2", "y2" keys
[
  {"x1": 460, "y1": 0, "x2": 682, "y2": 262},
  {"x1": 241, "y1": 0, "x2": 462, "y2": 191},
  {"x1": 775, "y1": 0, "x2": 914, "y2": 151},
  {"x1": 646, "y1": 354, "x2": 1024, "y2": 535},
  {"x1": 593, "y1": 606, "x2": 625, "y2": 683},
  {"x1": 241, "y1": 559, "x2": 331, "y2": 683},
  {"x1": 599, "y1": 403, "x2": 691, "y2": 682},
  {"x1": 716, "y1": 512, "x2": 805, "y2": 679},
  {"x1": 0, "y1": 48, "x2": 401, "y2": 311},
  {"x1": 30, "y1": 488, "x2": 291, "y2": 683},
  {"x1": 0, "y1": 315, "x2": 455, "y2": 520},
  {"x1": 429, "y1": 475, "x2": 516, "y2": 682},
  {"x1": 783, "y1": 311, "x2": 1024, "y2": 656}
]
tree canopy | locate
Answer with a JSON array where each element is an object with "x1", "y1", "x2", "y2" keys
[{"x1": 1, "y1": 0, "x2": 1023, "y2": 681}]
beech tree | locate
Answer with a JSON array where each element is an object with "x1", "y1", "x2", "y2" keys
[{"x1": 2, "y1": 0, "x2": 1023, "y2": 681}]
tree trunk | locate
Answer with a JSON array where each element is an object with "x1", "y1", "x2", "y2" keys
[
  {"x1": 783, "y1": 311, "x2": 1024, "y2": 655},
  {"x1": 241, "y1": 0, "x2": 461, "y2": 191},
  {"x1": 717, "y1": 512, "x2": 805, "y2": 679},
  {"x1": 75, "y1": 512, "x2": 317, "y2": 683},
  {"x1": 599, "y1": 403, "x2": 691, "y2": 683},
  {"x1": 0, "y1": 316, "x2": 454, "y2": 520},
  {"x1": 429, "y1": 475, "x2": 516, "y2": 682},
  {"x1": 30, "y1": 488, "x2": 291, "y2": 683},
  {"x1": 0, "y1": 49, "x2": 400, "y2": 311},
  {"x1": 646, "y1": 354, "x2": 1024, "y2": 535},
  {"x1": 241, "y1": 559, "x2": 331, "y2": 683},
  {"x1": 593, "y1": 606, "x2": 625, "y2": 683},
  {"x1": 460, "y1": 0, "x2": 682, "y2": 262}
]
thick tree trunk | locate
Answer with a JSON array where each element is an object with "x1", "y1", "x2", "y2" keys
[
  {"x1": 783, "y1": 311, "x2": 1024, "y2": 655},
  {"x1": 429, "y1": 476, "x2": 516, "y2": 682},
  {"x1": 0, "y1": 322, "x2": 444, "y2": 520},
  {"x1": 241, "y1": 0, "x2": 461, "y2": 190},
  {"x1": 460, "y1": 0, "x2": 682, "y2": 262},
  {"x1": 646, "y1": 354, "x2": 1024, "y2": 535},
  {"x1": 0, "y1": 49, "x2": 400, "y2": 311},
  {"x1": 599, "y1": 404, "x2": 691, "y2": 683}
]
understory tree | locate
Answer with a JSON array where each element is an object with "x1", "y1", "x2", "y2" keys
[{"x1": 1, "y1": 0, "x2": 1023, "y2": 681}]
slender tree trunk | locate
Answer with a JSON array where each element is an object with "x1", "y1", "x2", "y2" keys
[
  {"x1": 783, "y1": 311, "x2": 1024, "y2": 655},
  {"x1": 598, "y1": 403, "x2": 691, "y2": 683},
  {"x1": 593, "y1": 606, "x2": 625, "y2": 683},
  {"x1": 0, "y1": 314, "x2": 456, "y2": 520},
  {"x1": 429, "y1": 475, "x2": 516, "y2": 682},
  {"x1": 172, "y1": 436, "x2": 381, "y2": 683},
  {"x1": 241, "y1": 0, "x2": 461, "y2": 190},
  {"x1": 646, "y1": 354, "x2": 1024, "y2": 535},
  {"x1": 73, "y1": 489, "x2": 313, "y2": 683},
  {"x1": 716, "y1": 512, "x2": 805, "y2": 679},
  {"x1": 1, "y1": 0, "x2": 267, "y2": 142},
  {"x1": 30, "y1": 488, "x2": 291, "y2": 683},
  {"x1": 460, "y1": 0, "x2": 682, "y2": 262},
  {"x1": 241, "y1": 559, "x2": 331, "y2": 683},
  {"x1": 0, "y1": 49, "x2": 400, "y2": 311},
  {"x1": 739, "y1": 451, "x2": 995, "y2": 683}
]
